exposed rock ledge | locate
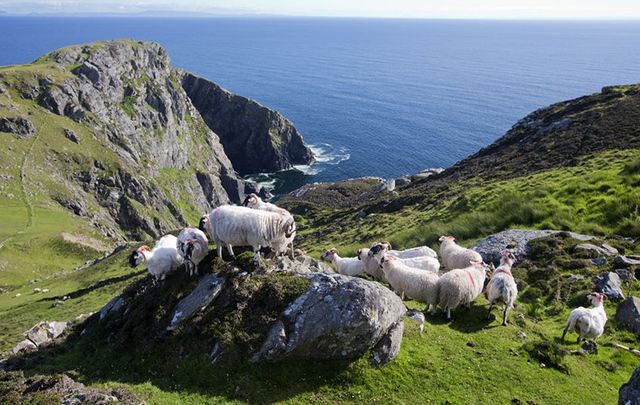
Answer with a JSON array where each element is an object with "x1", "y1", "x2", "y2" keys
[{"x1": 180, "y1": 71, "x2": 315, "y2": 175}]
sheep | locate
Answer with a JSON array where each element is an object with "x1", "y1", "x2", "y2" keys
[
  {"x1": 243, "y1": 193, "x2": 296, "y2": 257},
  {"x1": 485, "y1": 250, "x2": 518, "y2": 326},
  {"x1": 368, "y1": 245, "x2": 440, "y2": 273},
  {"x1": 369, "y1": 242, "x2": 438, "y2": 259},
  {"x1": 380, "y1": 255, "x2": 440, "y2": 314},
  {"x1": 439, "y1": 235, "x2": 483, "y2": 270},
  {"x1": 437, "y1": 261, "x2": 489, "y2": 320},
  {"x1": 177, "y1": 227, "x2": 209, "y2": 276},
  {"x1": 129, "y1": 234, "x2": 183, "y2": 282},
  {"x1": 320, "y1": 248, "x2": 364, "y2": 276},
  {"x1": 199, "y1": 205, "x2": 295, "y2": 264},
  {"x1": 561, "y1": 292, "x2": 608, "y2": 344}
]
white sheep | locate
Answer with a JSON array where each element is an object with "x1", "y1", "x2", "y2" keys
[
  {"x1": 129, "y1": 234, "x2": 183, "y2": 282},
  {"x1": 437, "y1": 261, "x2": 489, "y2": 320},
  {"x1": 561, "y1": 292, "x2": 608, "y2": 344},
  {"x1": 177, "y1": 227, "x2": 209, "y2": 276},
  {"x1": 243, "y1": 193, "x2": 296, "y2": 257},
  {"x1": 380, "y1": 255, "x2": 440, "y2": 314},
  {"x1": 369, "y1": 242, "x2": 438, "y2": 259},
  {"x1": 485, "y1": 250, "x2": 518, "y2": 326},
  {"x1": 199, "y1": 205, "x2": 295, "y2": 264},
  {"x1": 320, "y1": 248, "x2": 364, "y2": 276},
  {"x1": 439, "y1": 235, "x2": 484, "y2": 270},
  {"x1": 357, "y1": 247, "x2": 386, "y2": 281},
  {"x1": 368, "y1": 244, "x2": 440, "y2": 273}
]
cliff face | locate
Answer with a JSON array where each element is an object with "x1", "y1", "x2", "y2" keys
[
  {"x1": 0, "y1": 40, "x2": 249, "y2": 240},
  {"x1": 180, "y1": 72, "x2": 315, "y2": 175}
]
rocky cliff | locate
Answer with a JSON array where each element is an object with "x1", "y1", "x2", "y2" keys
[
  {"x1": 0, "y1": 40, "x2": 312, "y2": 242},
  {"x1": 181, "y1": 72, "x2": 315, "y2": 175}
]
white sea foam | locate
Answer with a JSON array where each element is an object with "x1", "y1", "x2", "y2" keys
[{"x1": 293, "y1": 143, "x2": 350, "y2": 175}]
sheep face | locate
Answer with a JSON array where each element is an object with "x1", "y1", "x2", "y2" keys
[
  {"x1": 198, "y1": 215, "x2": 209, "y2": 233},
  {"x1": 500, "y1": 250, "x2": 516, "y2": 266},
  {"x1": 179, "y1": 240, "x2": 196, "y2": 262},
  {"x1": 379, "y1": 255, "x2": 396, "y2": 269},
  {"x1": 320, "y1": 248, "x2": 338, "y2": 262},
  {"x1": 129, "y1": 246, "x2": 148, "y2": 268},
  {"x1": 284, "y1": 216, "x2": 296, "y2": 238},
  {"x1": 438, "y1": 235, "x2": 455, "y2": 243},
  {"x1": 587, "y1": 292, "x2": 605, "y2": 306},
  {"x1": 368, "y1": 242, "x2": 390, "y2": 257},
  {"x1": 242, "y1": 193, "x2": 260, "y2": 208}
]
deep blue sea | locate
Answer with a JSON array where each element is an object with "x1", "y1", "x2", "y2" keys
[{"x1": 1, "y1": 18, "x2": 640, "y2": 193}]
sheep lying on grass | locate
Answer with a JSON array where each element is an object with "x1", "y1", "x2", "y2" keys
[
  {"x1": 199, "y1": 205, "x2": 295, "y2": 264},
  {"x1": 485, "y1": 250, "x2": 518, "y2": 326},
  {"x1": 129, "y1": 234, "x2": 183, "y2": 283},
  {"x1": 561, "y1": 292, "x2": 607, "y2": 344},
  {"x1": 438, "y1": 261, "x2": 489, "y2": 320},
  {"x1": 321, "y1": 248, "x2": 364, "y2": 276},
  {"x1": 243, "y1": 193, "x2": 296, "y2": 257},
  {"x1": 439, "y1": 235, "x2": 483, "y2": 270},
  {"x1": 177, "y1": 227, "x2": 209, "y2": 276},
  {"x1": 380, "y1": 255, "x2": 440, "y2": 314}
]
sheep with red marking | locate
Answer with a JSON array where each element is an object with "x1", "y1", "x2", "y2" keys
[
  {"x1": 437, "y1": 261, "x2": 489, "y2": 320},
  {"x1": 485, "y1": 250, "x2": 518, "y2": 325},
  {"x1": 562, "y1": 292, "x2": 607, "y2": 344},
  {"x1": 129, "y1": 234, "x2": 183, "y2": 282}
]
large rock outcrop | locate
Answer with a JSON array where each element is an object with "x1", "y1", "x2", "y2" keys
[
  {"x1": 180, "y1": 71, "x2": 315, "y2": 175},
  {"x1": 619, "y1": 366, "x2": 640, "y2": 405}
]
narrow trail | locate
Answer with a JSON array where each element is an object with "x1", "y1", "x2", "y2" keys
[{"x1": 0, "y1": 120, "x2": 45, "y2": 250}]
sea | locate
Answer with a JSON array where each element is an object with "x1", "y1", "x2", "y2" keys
[{"x1": 1, "y1": 17, "x2": 639, "y2": 194}]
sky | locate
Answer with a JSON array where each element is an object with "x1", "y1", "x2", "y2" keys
[{"x1": 0, "y1": 0, "x2": 639, "y2": 19}]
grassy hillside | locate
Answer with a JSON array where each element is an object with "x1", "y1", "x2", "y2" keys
[{"x1": 1, "y1": 72, "x2": 640, "y2": 402}]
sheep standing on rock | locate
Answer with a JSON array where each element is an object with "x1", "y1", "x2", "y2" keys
[
  {"x1": 321, "y1": 248, "x2": 364, "y2": 276},
  {"x1": 380, "y1": 255, "x2": 440, "y2": 314},
  {"x1": 439, "y1": 235, "x2": 484, "y2": 270},
  {"x1": 199, "y1": 205, "x2": 295, "y2": 264},
  {"x1": 129, "y1": 234, "x2": 183, "y2": 282},
  {"x1": 561, "y1": 292, "x2": 608, "y2": 344},
  {"x1": 438, "y1": 261, "x2": 489, "y2": 320},
  {"x1": 177, "y1": 227, "x2": 209, "y2": 276},
  {"x1": 243, "y1": 193, "x2": 296, "y2": 257},
  {"x1": 485, "y1": 250, "x2": 518, "y2": 326}
]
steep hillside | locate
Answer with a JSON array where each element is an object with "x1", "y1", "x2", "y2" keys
[{"x1": 0, "y1": 40, "x2": 312, "y2": 285}]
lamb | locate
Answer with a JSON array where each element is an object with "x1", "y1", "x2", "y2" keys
[
  {"x1": 369, "y1": 242, "x2": 438, "y2": 259},
  {"x1": 199, "y1": 205, "x2": 295, "y2": 264},
  {"x1": 320, "y1": 248, "x2": 364, "y2": 276},
  {"x1": 243, "y1": 193, "x2": 296, "y2": 257},
  {"x1": 177, "y1": 227, "x2": 209, "y2": 276},
  {"x1": 561, "y1": 292, "x2": 608, "y2": 344},
  {"x1": 485, "y1": 250, "x2": 518, "y2": 326},
  {"x1": 437, "y1": 261, "x2": 489, "y2": 320},
  {"x1": 129, "y1": 234, "x2": 183, "y2": 282},
  {"x1": 439, "y1": 235, "x2": 484, "y2": 270},
  {"x1": 380, "y1": 255, "x2": 440, "y2": 314}
]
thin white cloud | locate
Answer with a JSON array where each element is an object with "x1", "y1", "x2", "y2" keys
[{"x1": 0, "y1": 0, "x2": 639, "y2": 19}]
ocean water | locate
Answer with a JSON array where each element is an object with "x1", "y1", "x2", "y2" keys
[{"x1": 1, "y1": 17, "x2": 640, "y2": 194}]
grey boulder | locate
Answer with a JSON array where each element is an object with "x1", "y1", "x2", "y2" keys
[
  {"x1": 167, "y1": 273, "x2": 226, "y2": 330},
  {"x1": 593, "y1": 272, "x2": 625, "y2": 301},
  {"x1": 615, "y1": 297, "x2": 640, "y2": 336},
  {"x1": 619, "y1": 366, "x2": 640, "y2": 405},
  {"x1": 614, "y1": 255, "x2": 640, "y2": 269},
  {"x1": 251, "y1": 273, "x2": 406, "y2": 366}
]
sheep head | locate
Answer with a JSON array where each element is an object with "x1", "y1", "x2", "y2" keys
[
  {"x1": 500, "y1": 250, "x2": 517, "y2": 266},
  {"x1": 283, "y1": 215, "x2": 296, "y2": 238},
  {"x1": 320, "y1": 248, "x2": 338, "y2": 262},
  {"x1": 587, "y1": 292, "x2": 606, "y2": 306},
  {"x1": 242, "y1": 193, "x2": 260, "y2": 208},
  {"x1": 368, "y1": 242, "x2": 389, "y2": 257},
  {"x1": 439, "y1": 235, "x2": 455, "y2": 243},
  {"x1": 198, "y1": 215, "x2": 209, "y2": 233},
  {"x1": 129, "y1": 246, "x2": 149, "y2": 268},
  {"x1": 379, "y1": 254, "x2": 396, "y2": 269}
]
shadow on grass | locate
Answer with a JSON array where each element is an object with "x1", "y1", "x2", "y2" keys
[{"x1": 37, "y1": 270, "x2": 147, "y2": 302}]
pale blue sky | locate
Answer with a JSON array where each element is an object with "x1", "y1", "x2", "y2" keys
[{"x1": 1, "y1": 0, "x2": 639, "y2": 19}]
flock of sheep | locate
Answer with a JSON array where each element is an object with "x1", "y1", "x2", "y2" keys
[{"x1": 127, "y1": 193, "x2": 608, "y2": 345}]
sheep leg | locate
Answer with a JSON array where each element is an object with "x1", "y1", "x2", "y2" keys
[
  {"x1": 227, "y1": 244, "x2": 235, "y2": 259},
  {"x1": 486, "y1": 302, "x2": 494, "y2": 320},
  {"x1": 290, "y1": 242, "x2": 295, "y2": 258},
  {"x1": 501, "y1": 306, "x2": 508, "y2": 326},
  {"x1": 216, "y1": 245, "x2": 223, "y2": 260},
  {"x1": 561, "y1": 326, "x2": 568, "y2": 342},
  {"x1": 446, "y1": 308, "x2": 451, "y2": 320},
  {"x1": 576, "y1": 335, "x2": 582, "y2": 344},
  {"x1": 253, "y1": 245, "x2": 261, "y2": 265},
  {"x1": 430, "y1": 305, "x2": 437, "y2": 316},
  {"x1": 423, "y1": 304, "x2": 430, "y2": 313}
]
